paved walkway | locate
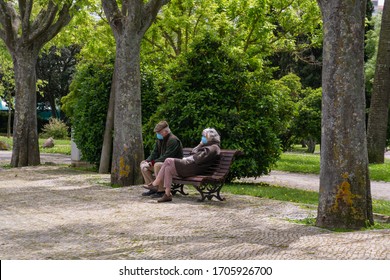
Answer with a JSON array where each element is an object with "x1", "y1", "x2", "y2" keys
[
  {"x1": 0, "y1": 151, "x2": 389, "y2": 260},
  {"x1": 0, "y1": 150, "x2": 72, "y2": 166}
]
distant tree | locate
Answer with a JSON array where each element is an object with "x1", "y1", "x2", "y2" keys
[
  {"x1": 292, "y1": 88, "x2": 322, "y2": 153},
  {"x1": 36, "y1": 45, "x2": 80, "y2": 119},
  {"x1": 316, "y1": 0, "x2": 373, "y2": 229},
  {"x1": 365, "y1": 14, "x2": 382, "y2": 99},
  {"x1": 266, "y1": 0, "x2": 323, "y2": 88}
]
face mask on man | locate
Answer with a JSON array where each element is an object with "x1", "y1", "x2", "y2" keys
[
  {"x1": 156, "y1": 133, "x2": 163, "y2": 140},
  {"x1": 201, "y1": 136, "x2": 208, "y2": 144}
]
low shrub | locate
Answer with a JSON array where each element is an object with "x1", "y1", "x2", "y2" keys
[{"x1": 40, "y1": 118, "x2": 69, "y2": 139}]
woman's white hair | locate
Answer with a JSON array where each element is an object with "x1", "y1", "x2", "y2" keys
[{"x1": 202, "y1": 128, "x2": 220, "y2": 143}]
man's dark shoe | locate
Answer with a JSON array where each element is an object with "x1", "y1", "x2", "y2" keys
[
  {"x1": 142, "y1": 189, "x2": 157, "y2": 196},
  {"x1": 157, "y1": 193, "x2": 173, "y2": 203},
  {"x1": 150, "y1": 191, "x2": 165, "y2": 198}
]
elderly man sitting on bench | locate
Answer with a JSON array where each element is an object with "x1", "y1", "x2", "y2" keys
[{"x1": 140, "y1": 120, "x2": 183, "y2": 198}]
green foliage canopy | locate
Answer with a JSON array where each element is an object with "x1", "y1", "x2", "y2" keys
[{"x1": 53, "y1": 0, "x2": 323, "y2": 175}]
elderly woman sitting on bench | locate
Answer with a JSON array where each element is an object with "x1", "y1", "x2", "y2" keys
[{"x1": 144, "y1": 128, "x2": 221, "y2": 203}]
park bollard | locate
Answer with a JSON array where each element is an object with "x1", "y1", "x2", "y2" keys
[{"x1": 71, "y1": 128, "x2": 82, "y2": 167}]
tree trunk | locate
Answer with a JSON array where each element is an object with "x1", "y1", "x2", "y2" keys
[
  {"x1": 102, "y1": 0, "x2": 170, "y2": 186},
  {"x1": 11, "y1": 51, "x2": 40, "y2": 166},
  {"x1": 366, "y1": 0, "x2": 390, "y2": 163},
  {"x1": 306, "y1": 138, "x2": 316, "y2": 153},
  {"x1": 49, "y1": 94, "x2": 58, "y2": 119},
  {"x1": 316, "y1": 0, "x2": 373, "y2": 229},
  {"x1": 110, "y1": 35, "x2": 144, "y2": 186},
  {"x1": 99, "y1": 70, "x2": 116, "y2": 174}
]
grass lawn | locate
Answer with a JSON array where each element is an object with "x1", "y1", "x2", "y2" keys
[
  {"x1": 274, "y1": 150, "x2": 390, "y2": 182},
  {"x1": 0, "y1": 135, "x2": 71, "y2": 155},
  {"x1": 224, "y1": 182, "x2": 390, "y2": 221}
]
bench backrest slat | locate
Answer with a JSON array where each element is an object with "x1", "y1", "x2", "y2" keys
[{"x1": 179, "y1": 147, "x2": 241, "y2": 181}]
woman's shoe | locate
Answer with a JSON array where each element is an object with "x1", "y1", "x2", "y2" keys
[
  {"x1": 157, "y1": 193, "x2": 172, "y2": 203},
  {"x1": 143, "y1": 183, "x2": 157, "y2": 190}
]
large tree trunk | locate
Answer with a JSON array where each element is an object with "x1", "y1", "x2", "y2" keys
[
  {"x1": 316, "y1": 0, "x2": 373, "y2": 229},
  {"x1": 11, "y1": 51, "x2": 40, "y2": 166},
  {"x1": 102, "y1": 0, "x2": 170, "y2": 186},
  {"x1": 110, "y1": 35, "x2": 144, "y2": 185},
  {"x1": 366, "y1": 1, "x2": 390, "y2": 163}
]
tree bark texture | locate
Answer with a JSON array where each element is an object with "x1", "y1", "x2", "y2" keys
[
  {"x1": 316, "y1": 0, "x2": 373, "y2": 229},
  {"x1": 11, "y1": 50, "x2": 41, "y2": 166},
  {"x1": 102, "y1": 0, "x2": 170, "y2": 186},
  {"x1": 0, "y1": 0, "x2": 72, "y2": 167},
  {"x1": 366, "y1": 0, "x2": 390, "y2": 163},
  {"x1": 111, "y1": 37, "x2": 144, "y2": 186}
]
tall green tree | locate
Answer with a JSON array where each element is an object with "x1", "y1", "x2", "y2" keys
[
  {"x1": 316, "y1": 0, "x2": 372, "y2": 229},
  {"x1": 0, "y1": 0, "x2": 79, "y2": 166},
  {"x1": 102, "y1": 0, "x2": 170, "y2": 186},
  {"x1": 366, "y1": 0, "x2": 390, "y2": 163}
]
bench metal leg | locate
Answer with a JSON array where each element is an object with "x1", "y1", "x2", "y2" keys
[
  {"x1": 171, "y1": 183, "x2": 188, "y2": 196},
  {"x1": 195, "y1": 183, "x2": 225, "y2": 202}
]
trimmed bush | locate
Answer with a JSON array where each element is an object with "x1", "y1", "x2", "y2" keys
[{"x1": 146, "y1": 33, "x2": 295, "y2": 179}]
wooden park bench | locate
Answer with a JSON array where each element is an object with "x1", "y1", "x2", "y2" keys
[{"x1": 171, "y1": 148, "x2": 242, "y2": 201}]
